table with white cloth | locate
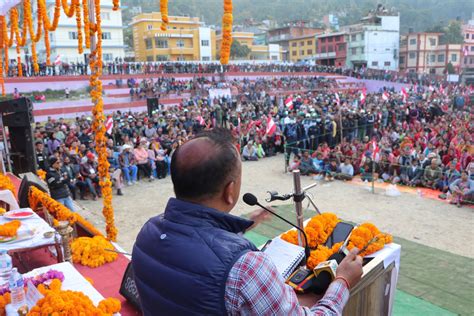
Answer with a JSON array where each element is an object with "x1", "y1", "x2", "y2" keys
[
  {"x1": 0, "y1": 190, "x2": 20, "y2": 211},
  {"x1": 0, "y1": 209, "x2": 62, "y2": 266}
]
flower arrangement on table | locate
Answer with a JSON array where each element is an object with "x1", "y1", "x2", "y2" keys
[
  {"x1": 281, "y1": 213, "x2": 392, "y2": 270},
  {"x1": 0, "y1": 174, "x2": 16, "y2": 198},
  {"x1": 0, "y1": 221, "x2": 21, "y2": 238},
  {"x1": 0, "y1": 269, "x2": 64, "y2": 296},
  {"x1": 71, "y1": 236, "x2": 118, "y2": 268}
]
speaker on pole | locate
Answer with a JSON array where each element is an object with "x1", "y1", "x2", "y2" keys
[{"x1": 147, "y1": 97, "x2": 159, "y2": 117}]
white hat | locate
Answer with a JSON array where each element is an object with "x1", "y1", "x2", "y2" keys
[{"x1": 122, "y1": 144, "x2": 132, "y2": 151}]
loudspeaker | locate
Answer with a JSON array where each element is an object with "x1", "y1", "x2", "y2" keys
[
  {"x1": 146, "y1": 97, "x2": 159, "y2": 117},
  {"x1": 18, "y1": 172, "x2": 49, "y2": 208},
  {"x1": 0, "y1": 97, "x2": 33, "y2": 114},
  {"x1": 6, "y1": 126, "x2": 37, "y2": 174},
  {"x1": 2, "y1": 111, "x2": 33, "y2": 127}
]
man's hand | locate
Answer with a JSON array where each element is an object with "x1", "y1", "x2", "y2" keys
[
  {"x1": 336, "y1": 248, "x2": 363, "y2": 289},
  {"x1": 245, "y1": 208, "x2": 272, "y2": 232}
]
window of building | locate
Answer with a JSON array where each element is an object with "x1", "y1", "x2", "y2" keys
[
  {"x1": 146, "y1": 56, "x2": 154, "y2": 62},
  {"x1": 202, "y1": 56, "x2": 211, "y2": 61},
  {"x1": 300, "y1": 41, "x2": 304, "y2": 46},
  {"x1": 145, "y1": 38, "x2": 153, "y2": 50},
  {"x1": 361, "y1": 47, "x2": 364, "y2": 54},
  {"x1": 430, "y1": 54, "x2": 435, "y2": 63},
  {"x1": 372, "y1": 61, "x2": 378, "y2": 66},
  {"x1": 471, "y1": 57, "x2": 474, "y2": 64},
  {"x1": 68, "y1": 31, "x2": 78, "y2": 40},
  {"x1": 409, "y1": 38, "x2": 416, "y2": 45},
  {"x1": 147, "y1": 25, "x2": 153, "y2": 30},
  {"x1": 328, "y1": 46, "x2": 334, "y2": 53},
  {"x1": 49, "y1": 33, "x2": 54, "y2": 42},
  {"x1": 338, "y1": 44, "x2": 345, "y2": 51},
  {"x1": 320, "y1": 38, "x2": 326, "y2": 43},
  {"x1": 307, "y1": 40, "x2": 313, "y2": 46},
  {"x1": 429, "y1": 38, "x2": 436, "y2": 46},
  {"x1": 201, "y1": 40, "x2": 209, "y2": 47},
  {"x1": 437, "y1": 54, "x2": 445, "y2": 62},
  {"x1": 155, "y1": 38, "x2": 168, "y2": 48},
  {"x1": 409, "y1": 69, "x2": 415, "y2": 73},
  {"x1": 300, "y1": 50, "x2": 305, "y2": 55},
  {"x1": 467, "y1": 34, "x2": 470, "y2": 39},
  {"x1": 307, "y1": 49, "x2": 313, "y2": 55},
  {"x1": 177, "y1": 56, "x2": 186, "y2": 61},
  {"x1": 292, "y1": 51, "x2": 297, "y2": 56},
  {"x1": 101, "y1": 12, "x2": 110, "y2": 20},
  {"x1": 409, "y1": 52, "x2": 416, "y2": 59},
  {"x1": 360, "y1": 33, "x2": 365, "y2": 40},
  {"x1": 451, "y1": 54, "x2": 457, "y2": 62},
  {"x1": 351, "y1": 47, "x2": 357, "y2": 55},
  {"x1": 471, "y1": 46, "x2": 474, "y2": 51},
  {"x1": 156, "y1": 55, "x2": 169, "y2": 61},
  {"x1": 101, "y1": 32, "x2": 111, "y2": 40},
  {"x1": 292, "y1": 42, "x2": 297, "y2": 47},
  {"x1": 351, "y1": 34, "x2": 356, "y2": 41},
  {"x1": 321, "y1": 46, "x2": 326, "y2": 53},
  {"x1": 271, "y1": 56, "x2": 278, "y2": 60},
  {"x1": 384, "y1": 61, "x2": 391, "y2": 66},
  {"x1": 327, "y1": 37, "x2": 333, "y2": 42},
  {"x1": 472, "y1": 34, "x2": 474, "y2": 39},
  {"x1": 334, "y1": 36, "x2": 340, "y2": 42},
  {"x1": 385, "y1": 48, "x2": 390, "y2": 51},
  {"x1": 176, "y1": 40, "x2": 185, "y2": 48},
  {"x1": 103, "y1": 53, "x2": 113, "y2": 61},
  {"x1": 399, "y1": 56, "x2": 405, "y2": 65}
]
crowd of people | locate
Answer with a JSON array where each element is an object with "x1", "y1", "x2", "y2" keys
[
  {"x1": 31, "y1": 70, "x2": 473, "y2": 211},
  {"x1": 7, "y1": 59, "x2": 450, "y2": 87}
]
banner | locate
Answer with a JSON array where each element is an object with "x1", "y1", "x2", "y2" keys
[{"x1": 209, "y1": 88, "x2": 231, "y2": 99}]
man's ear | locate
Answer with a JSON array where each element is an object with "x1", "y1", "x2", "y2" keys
[{"x1": 223, "y1": 181, "x2": 235, "y2": 206}]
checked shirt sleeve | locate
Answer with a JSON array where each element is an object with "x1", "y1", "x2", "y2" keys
[{"x1": 225, "y1": 251, "x2": 349, "y2": 316}]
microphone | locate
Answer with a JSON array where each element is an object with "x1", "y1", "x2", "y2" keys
[{"x1": 242, "y1": 193, "x2": 311, "y2": 263}]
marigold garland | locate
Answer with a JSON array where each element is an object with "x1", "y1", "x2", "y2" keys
[
  {"x1": 0, "y1": 220, "x2": 21, "y2": 237},
  {"x1": 71, "y1": 236, "x2": 118, "y2": 268},
  {"x1": 0, "y1": 292, "x2": 11, "y2": 315},
  {"x1": 220, "y1": 0, "x2": 233, "y2": 65},
  {"x1": 346, "y1": 223, "x2": 393, "y2": 257},
  {"x1": 29, "y1": 186, "x2": 105, "y2": 238},
  {"x1": 90, "y1": 0, "x2": 118, "y2": 242},
  {"x1": 29, "y1": 279, "x2": 121, "y2": 315},
  {"x1": 41, "y1": 0, "x2": 61, "y2": 31},
  {"x1": 160, "y1": 0, "x2": 169, "y2": 31},
  {"x1": 112, "y1": 0, "x2": 120, "y2": 11},
  {"x1": 36, "y1": 169, "x2": 46, "y2": 181},
  {"x1": 75, "y1": 0, "x2": 84, "y2": 54},
  {"x1": 82, "y1": 0, "x2": 91, "y2": 48},
  {"x1": 0, "y1": 173, "x2": 17, "y2": 197},
  {"x1": 61, "y1": 0, "x2": 77, "y2": 18}
]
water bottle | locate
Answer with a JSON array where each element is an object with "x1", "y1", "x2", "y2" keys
[
  {"x1": 9, "y1": 268, "x2": 27, "y2": 312},
  {"x1": 0, "y1": 250, "x2": 12, "y2": 286}
]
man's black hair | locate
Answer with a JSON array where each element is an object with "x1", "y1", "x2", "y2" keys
[{"x1": 171, "y1": 128, "x2": 239, "y2": 201}]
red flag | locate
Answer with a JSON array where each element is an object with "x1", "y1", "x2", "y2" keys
[
  {"x1": 106, "y1": 116, "x2": 113, "y2": 135},
  {"x1": 284, "y1": 96, "x2": 293, "y2": 110},
  {"x1": 360, "y1": 89, "x2": 366, "y2": 105},
  {"x1": 197, "y1": 116, "x2": 206, "y2": 126},
  {"x1": 382, "y1": 91, "x2": 390, "y2": 101},
  {"x1": 371, "y1": 140, "x2": 380, "y2": 160},
  {"x1": 439, "y1": 84, "x2": 445, "y2": 95},
  {"x1": 266, "y1": 116, "x2": 276, "y2": 136},
  {"x1": 335, "y1": 92, "x2": 340, "y2": 105},
  {"x1": 401, "y1": 87, "x2": 408, "y2": 103}
]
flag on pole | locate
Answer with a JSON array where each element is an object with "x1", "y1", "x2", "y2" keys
[
  {"x1": 54, "y1": 55, "x2": 62, "y2": 66},
  {"x1": 401, "y1": 87, "x2": 408, "y2": 103},
  {"x1": 197, "y1": 116, "x2": 206, "y2": 126},
  {"x1": 382, "y1": 91, "x2": 390, "y2": 101},
  {"x1": 105, "y1": 116, "x2": 113, "y2": 135},
  {"x1": 335, "y1": 92, "x2": 340, "y2": 105},
  {"x1": 439, "y1": 84, "x2": 445, "y2": 95},
  {"x1": 371, "y1": 140, "x2": 380, "y2": 160},
  {"x1": 284, "y1": 96, "x2": 293, "y2": 110},
  {"x1": 266, "y1": 115, "x2": 276, "y2": 136},
  {"x1": 360, "y1": 89, "x2": 366, "y2": 105},
  {"x1": 413, "y1": 83, "x2": 417, "y2": 93},
  {"x1": 463, "y1": 46, "x2": 469, "y2": 57}
]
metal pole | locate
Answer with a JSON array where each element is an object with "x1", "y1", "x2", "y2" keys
[
  {"x1": 339, "y1": 107, "x2": 343, "y2": 145},
  {"x1": 293, "y1": 170, "x2": 305, "y2": 247},
  {"x1": 371, "y1": 158, "x2": 375, "y2": 194}
]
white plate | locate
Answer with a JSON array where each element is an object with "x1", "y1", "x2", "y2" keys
[{"x1": 3, "y1": 208, "x2": 35, "y2": 220}]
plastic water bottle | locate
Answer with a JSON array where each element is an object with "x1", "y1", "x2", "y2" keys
[
  {"x1": 0, "y1": 250, "x2": 12, "y2": 286},
  {"x1": 9, "y1": 268, "x2": 27, "y2": 312}
]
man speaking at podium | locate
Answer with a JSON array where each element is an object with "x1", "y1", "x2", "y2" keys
[{"x1": 132, "y1": 129, "x2": 363, "y2": 315}]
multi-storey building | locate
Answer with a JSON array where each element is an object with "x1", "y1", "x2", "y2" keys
[
  {"x1": 216, "y1": 32, "x2": 281, "y2": 61},
  {"x1": 288, "y1": 34, "x2": 317, "y2": 62},
  {"x1": 461, "y1": 15, "x2": 474, "y2": 83},
  {"x1": 314, "y1": 32, "x2": 347, "y2": 67},
  {"x1": 399, "y1": 32, "x2": 462, "y2": 75},
  {"x1": 343, "y1": 11, "x2": 400, "y2": 71},
  {"x1": 130, "y1": 13, "x2": 215, "y2": 62},
  {"x1": 36, "y1": 0, "x2": 125, "y2": 63}
]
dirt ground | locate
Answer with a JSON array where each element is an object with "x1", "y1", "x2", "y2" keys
[{"x1": 76, "y1": 155, "x2": 474, "y2": 258}]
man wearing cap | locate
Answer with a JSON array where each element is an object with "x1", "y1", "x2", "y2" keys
[
  {"x1": 46, "y1": 156, "x2": 75, "y2": 211},
  {"x1": 119, "y1": 144, "x2": 138, "y2": 185}
]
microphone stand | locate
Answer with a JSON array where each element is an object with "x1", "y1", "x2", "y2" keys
[{"x1": 292, "y1": 170, "x2": 305, "y2": 248}]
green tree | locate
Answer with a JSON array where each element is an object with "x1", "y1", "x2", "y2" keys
[
  {"x1": 446, "y1": 62, "x2": 455, "y2": 74},
  {"x1": 230, "y1": 40, "x2": 251, "y2": 59},
  {"x1": 443, "y1": 21, "x2": 464, "y2": 44}
]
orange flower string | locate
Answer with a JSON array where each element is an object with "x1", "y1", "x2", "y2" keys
[
  {"x1": 160, "y1": 0, "x2": 169, "y2": 31},
  {"x1": 0, "y1": 173, "x2": 17, "y2": 197},
  {"x1": 306, "y1": 242, "x2": 343, "y2": 270},
  {"x1": 82, "y1": 0, "x2": 91, "y2": 48},
  {"x1": 75, "y1": 0, "x2": 84, "y2": 54},
  {"x1": 220, "y1": 0, "x2": 233, "y2": 65},
  {"x1": 112, "y1": 0, "x2": 120, "y2": 11},
  {"x1": 41, "y1": 0, "x2": 61, "y2": 31},
  {"x1": 36, "y1": 169, "x2": 46, "y2": 180},
  {"x1": 346, "y1": 223, "x2": 393, "y2": 257},
  {"x1": 43, "y1": 21, "x2": 51, "y2": 65},
  {"x1": 71, "y1": 236, "x2": 118, "y2": 268},
  {"x1": 61, "y1": 0, "x2": 77, "y2": 18},
  {"x1": 0, "y1": 220, "x2": 21, "y2": 237}
]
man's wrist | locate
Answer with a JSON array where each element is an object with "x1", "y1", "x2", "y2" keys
[{"x1": 334, "y1": 276, "x2": 350, "y2": 290}]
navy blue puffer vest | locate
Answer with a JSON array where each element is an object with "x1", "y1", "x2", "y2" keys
[{"x1": 132, "y1": 198, "x2": 258, "y2": 315}]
